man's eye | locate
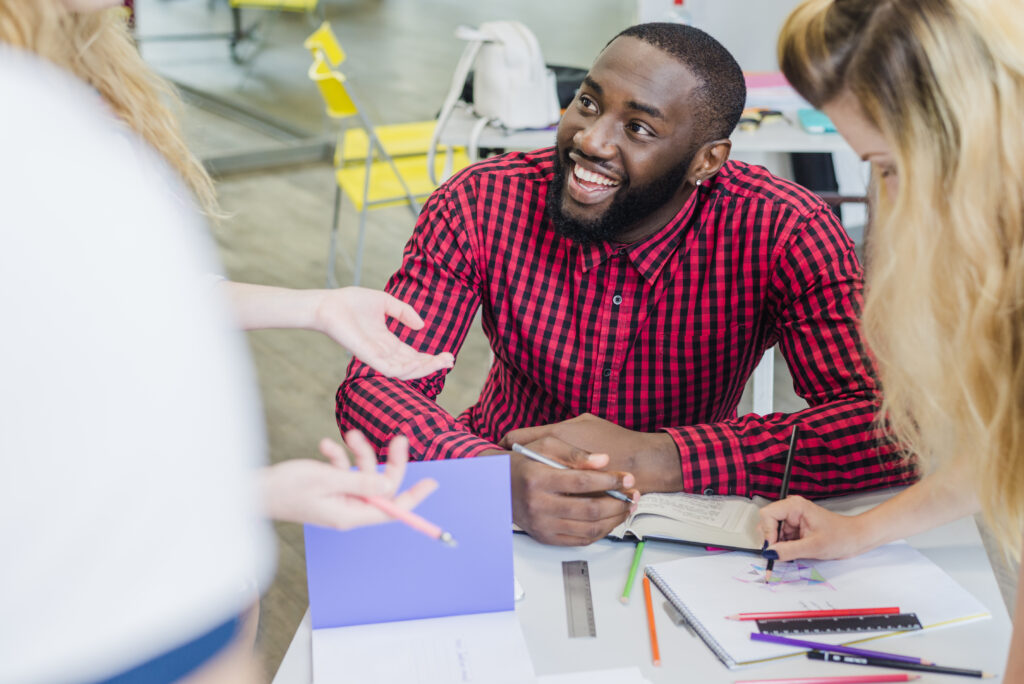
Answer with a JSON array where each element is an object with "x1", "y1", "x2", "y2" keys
[
  {"x1": 578, "y1": 94, "x2": 596, "y2": 110},
  {"x1": 628, "y1": 122, "x2": 652, "y2": 136}
]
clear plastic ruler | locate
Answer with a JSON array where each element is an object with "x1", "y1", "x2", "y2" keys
[{"x1": 561, "y1": 560, "x2": 597, "y2": 638}]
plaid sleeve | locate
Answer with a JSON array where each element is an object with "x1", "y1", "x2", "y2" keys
[
  {"x1": 335, "y1": 177, "x2": 498, "y2": 461},
  {"x1": 665, "y1": 206, "x2": 916, "y2": 498}
]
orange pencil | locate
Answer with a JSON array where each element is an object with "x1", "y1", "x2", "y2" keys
[{"x1": 642, "y1": 574, "x2": 661, "y2": 667}]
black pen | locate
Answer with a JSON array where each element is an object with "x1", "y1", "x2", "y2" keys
[
  {"x1": 765, "y1": 425, "x2": 799, "y2": 582},
  {"x1": 809, "y1": 650, "x2": 993, "y2": 678}
]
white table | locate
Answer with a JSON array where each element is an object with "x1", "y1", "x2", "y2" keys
[{"x1": 273, "y1": 499, "x2": 1013, "y2": 683}]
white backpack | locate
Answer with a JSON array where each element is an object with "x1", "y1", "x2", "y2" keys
[{"x1": 429, "y1": 21, "x2": 560, "y2": 182}]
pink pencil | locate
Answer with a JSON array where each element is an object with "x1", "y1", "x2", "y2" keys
[
  {"x1": 360, "y1": 495, "x2": 457, "y2": 546},
  {"x1": 734, "y1": 675, "x2": 920, "y2": 684}
]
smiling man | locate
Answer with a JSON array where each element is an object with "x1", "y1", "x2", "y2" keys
[{"x1": 337, "y1": 23, "x2": 916, "y2": 546}]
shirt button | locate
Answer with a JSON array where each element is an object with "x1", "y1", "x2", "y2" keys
[
  {"x1": 603, "y1": 368, "x2": 612, "y2": 378},
  {"x1": 612, "y1": 294, "x2": 622, "y2": 305},
  {"x1": 703, "y1": 488, "x2": 715, "y2": 495}
]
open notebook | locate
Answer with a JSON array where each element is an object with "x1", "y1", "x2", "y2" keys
[
  {"x1": 607, "y1": 492, "x2": 763, "y2": 551},
  {"x1": 645, "y1": 541, "x2": 991, "y2": 669}
]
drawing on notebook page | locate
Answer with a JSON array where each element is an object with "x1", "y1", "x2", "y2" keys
[{"x1": 733, "y1": 561, "x2": 835, "y2": 592}]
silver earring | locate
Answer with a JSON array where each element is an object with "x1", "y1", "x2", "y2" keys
[{"x1": 695, "y1": 178, "x2": 703, "y2": 186}]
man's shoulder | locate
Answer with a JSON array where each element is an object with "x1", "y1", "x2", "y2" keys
[
  {"x1": 445, "y1": 147, "x2": 556, "y2": 190},
  {"x1": 713, "y1": 159, "x2": 832, "y2": 218}
]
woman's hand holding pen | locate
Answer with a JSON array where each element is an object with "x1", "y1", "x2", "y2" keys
[
  {"x1": 758, "y1": 495, "x2": 869, "y2": 562},
  {"x1": 261, "y1": 431, "x2": 438, "y2": 530}
]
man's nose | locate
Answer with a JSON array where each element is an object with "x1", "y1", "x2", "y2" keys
[{"x1": 572, "y1": 117, "x2": 616, "y2": 159}]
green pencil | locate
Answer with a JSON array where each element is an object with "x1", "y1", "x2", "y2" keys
[{"x1": 620, "y1": 541, "x2": 646, "y2": 604}]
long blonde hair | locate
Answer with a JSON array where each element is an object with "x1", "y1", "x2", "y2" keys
[
  {"x1": 779, "y1": 0, "x2": 1024, "y2": 556},
  {"x1": 0, "y1": 1, "x2": 218, "y2": 216}
]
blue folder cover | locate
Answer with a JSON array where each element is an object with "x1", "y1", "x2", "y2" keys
[{"x1": 304, "y1": 454, "x2": 514, "y2": 629}]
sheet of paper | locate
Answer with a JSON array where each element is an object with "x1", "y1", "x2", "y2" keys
[
  {"x1": 538, "y1": 667, "x2": 651, "y2": 684},
  {"x1": 312, "y1": 610, "x2": 536, "y2": 684},
  {"x1": 646, "y1": 541, "x2": 991, "y2": 666},
  {"x1": 305, "y1": 455, "x2": 513, "y2": 628}
]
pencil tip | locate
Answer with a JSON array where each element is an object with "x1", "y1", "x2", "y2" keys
[
  {"x1": 440, "y1": 532, "x2": 457, "y2": 547},
  {"x1": 619, "y1": 596, "x2": 629, "y2": 605}
]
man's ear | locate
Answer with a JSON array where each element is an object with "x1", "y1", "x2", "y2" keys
[{"x1": 688, "y1": 139, "x2": 731, "y2": 185}]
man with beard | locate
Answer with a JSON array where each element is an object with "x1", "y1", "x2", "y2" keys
[{"x1": 336, "y1": 23, "x2": 916, "y2": 546}]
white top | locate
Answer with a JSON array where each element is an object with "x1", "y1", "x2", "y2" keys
[{"x1": 0, "y1": 48, "x2": 274, "y2": 683}]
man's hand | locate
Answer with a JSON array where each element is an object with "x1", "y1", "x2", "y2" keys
[
  {"x1": 500, "y1": 413, "x2": 683, "y2": 493},
  {"x1": 506, "y1": 436, "x2": 639, "y2": 546}
]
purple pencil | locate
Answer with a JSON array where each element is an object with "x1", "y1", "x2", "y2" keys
[{"x1": 751, "y1": 632, "x2": 932, "y2": 665}]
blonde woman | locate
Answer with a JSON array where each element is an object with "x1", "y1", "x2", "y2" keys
[
  {"x1": 756, "y1": 0, "x2": 1024, "y2": 675},
  {"x1": 0, "y1": 0, "x2": 454, "y2": 527}
]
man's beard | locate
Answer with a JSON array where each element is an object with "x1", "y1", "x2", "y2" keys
[{"x1": 545, "y1": 150, "x2": 693, "y2": 246}]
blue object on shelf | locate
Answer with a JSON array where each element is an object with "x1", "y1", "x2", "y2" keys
[{"x1": 798, "y1": 108, "x2": 837, "y2": 134}]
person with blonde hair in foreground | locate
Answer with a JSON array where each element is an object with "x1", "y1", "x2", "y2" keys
[
  {"x1": 0, "y1": 0, "x2": 454, "y2": 523},
  {"x1": 758, "y1": 0, "x2": 1024, "y2": 676}
]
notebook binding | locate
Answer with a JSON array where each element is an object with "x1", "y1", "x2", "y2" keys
[{"x1": 644, "y1": 566, "x2": 737, "y2": 668}]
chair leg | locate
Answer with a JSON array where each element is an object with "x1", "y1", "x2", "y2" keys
[
  {"x1": 353, "y1": 205, "x2": 369, "y2": 287},
  {"x1": 327, "y1": 184, "x2": 342, "y2": 288}
]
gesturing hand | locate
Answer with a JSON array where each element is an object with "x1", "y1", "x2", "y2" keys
[
  {"x1": 261, "y1": 431, "x2": 438, "y2": 530},
  {"x1": 508, "y1": 435, "x2": 638, "y2": 546},
  {"x1": 316, "y1": 287, "x2": 454, "y2": 380}
]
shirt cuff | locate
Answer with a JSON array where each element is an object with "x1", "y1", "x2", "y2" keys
[{"x1": 663, "y1": 424, "x2": 749, "y2": 497}]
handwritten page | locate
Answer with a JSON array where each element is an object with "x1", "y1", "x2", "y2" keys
[
  {"x1": 312, "y1": 610, "x2": 536, "y2": 684},
  {"x1": 645, "y1": 541, "x2": 991, "y2": 667},
  {"x1": 635, "y1": 493, "x2": 745, "y2": 529}
]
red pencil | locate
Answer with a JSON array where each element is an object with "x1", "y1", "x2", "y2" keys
[
  {"x1": 734, "y1": 675, "x2": 920, "y2": 684},
  {"x1": 725, "y1": 607, "x2": 899, "y2": 621},
  {"x1": 642, "y1": 575, "x2": 661, "y2": 667}
]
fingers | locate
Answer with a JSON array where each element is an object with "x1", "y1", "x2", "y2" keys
[
  {"x1": 500, "y1": 425, "x2": 548, "y2": 450},
  {"x1": 766, "y1": 536, "x2": 827, "y2": 562},
  {"x1": 344, "y1": 430, "x2": 380, "y2": 473},
  {"x1": 318, "y1": 437, "x2": 352, "y2": 468},
  {"x1": 383, "y1": 294, "x2": 426, "y2": 330},
  {"x1": 391, "y1": 351, "x2": 455, "y2": 380},
  {"x1": 380, "y1": 434, "x2": 410, "y2": 494},
  {"x1": 758, "y1": 495, "x2": 809, "y2": 545},
  {"x1": 391, "y1": 477, "x2": 438, "y2": 510}
]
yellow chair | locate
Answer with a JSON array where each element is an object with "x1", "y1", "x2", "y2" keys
[
  {"x1": 306, "y1": 51, "x2": 471, "y2": 286},
  {"x1": 303, "y1": 21, "x2": 345, "y2": 68}
]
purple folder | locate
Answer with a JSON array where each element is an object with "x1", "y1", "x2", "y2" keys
[{"x1": 304, "y1": 454, "x2": 513, "y2": 629}]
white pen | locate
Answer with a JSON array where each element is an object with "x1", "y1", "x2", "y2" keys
[{"x1": 511, "y1": 442, "x2": 634, "y2": 504}]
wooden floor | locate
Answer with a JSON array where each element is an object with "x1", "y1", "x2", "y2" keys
[{"x1": 136, "y1": 1, "x2": 1017, "y2": 678}]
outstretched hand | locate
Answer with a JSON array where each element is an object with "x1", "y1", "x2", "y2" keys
[
  {"x1": 758, "y1": 494, "x2": 866, "y2": 562},
  {"x1": 317, "y1": 287, "x2": 454, "y2": 380},
  {"x1": 261, "y1": 431, "x2": 437, "y2": 530}
]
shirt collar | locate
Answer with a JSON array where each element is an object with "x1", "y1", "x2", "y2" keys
[{"x1": 576, "y1": 185, "x2": 705, "y2": 284}]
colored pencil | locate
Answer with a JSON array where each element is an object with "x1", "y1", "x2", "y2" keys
[
  {"x1": 751, "y1": 632, "x2": 932, "y2": 665},
  {"x1": 620, "y1": 541, "x2": 646, "y2": 604},
  {"x1": 359, "y1": 495, "x2": 457, "y2": 547},
  {"x1": 734, "y1": 676, "x2": 920, "y2": 684},
  {"x1": 810, "y1": 650, "x2": 993, "y2": 678},
  {"x1": 766, "y1": 425, "x2": 799, "y2": 582},
  {"x1": 511, "y1": 443, "x2": 633, "y2": 503},
  {"x1": 727, "y1": 607, "x2": 900, "y2": 621},
  {"x1": 642, "y1": 575, "x2": 661, "y2": 666}
]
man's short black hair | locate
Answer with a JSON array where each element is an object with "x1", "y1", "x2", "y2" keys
[{"x1": 611, "y1": 23, "x2": 746, "y2": 143}]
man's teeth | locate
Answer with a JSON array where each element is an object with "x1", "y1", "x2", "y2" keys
[{"x1": 573, "y1": 165, "x2": 619, "y2": 186}]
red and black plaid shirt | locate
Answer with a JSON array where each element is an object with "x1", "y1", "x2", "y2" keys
[{"x1": 337, "y1": 148, "x2": 915, "y2": 498}]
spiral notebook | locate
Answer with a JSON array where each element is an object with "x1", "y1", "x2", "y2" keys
[{"x1": 644, "y1": 542, "x2": 990, "y2": 669}]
